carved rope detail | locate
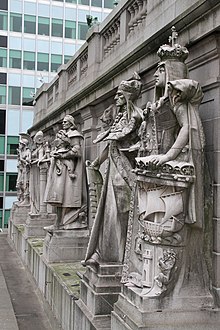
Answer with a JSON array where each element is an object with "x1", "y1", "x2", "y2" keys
[{"x1": 127, "y1": 0, "x2": 147, "y2": 36}]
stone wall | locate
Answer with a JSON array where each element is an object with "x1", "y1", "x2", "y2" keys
[{"x1": 29, "y1": 0, "x2": 220, "y2": 306}]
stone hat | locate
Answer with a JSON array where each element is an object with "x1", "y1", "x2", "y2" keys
[
  {"x1": 63, "y1": 115, "x2": 76, "y2": 127},
  {"x1": 117, "y1": 72, "x2": 142, "y2": 101}
]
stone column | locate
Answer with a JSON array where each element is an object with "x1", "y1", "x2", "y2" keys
[{"x1": 39, "y1": 163, "x2": 48, "y2": 214}]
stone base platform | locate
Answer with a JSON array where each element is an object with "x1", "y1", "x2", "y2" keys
[
  {"x1": 10, "y1": 203, "x2": 30, "y2": 225},
  {"x1": 24, "y1": 213, "x2": 56, "y2": 238},
  {"x1": 43, "y1": 229, "x2": 90, "y2": 263},
  {"x1": 74, "y1": 263, "x2": 123, "y2": 330},
  {"x1": 111, "y1": 285, "x2": 220, "y2": 330}
]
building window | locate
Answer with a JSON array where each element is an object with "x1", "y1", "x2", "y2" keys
[
  {"x1": 23, "y1": 51, "x2": 35, "y2": 70},
  {"x1": 0, "y1": 110, "x2": 5, "y2": 134},
  {"x1": 4, "y1": 210, "x2": 10, "y2": 227},
  {"x1": 0, "y1": 85, "x2": 6, "y2": 104},
  {"x1": 38, "y1": 16, "x2": 50, "y2": 36},
  {"x1": 78, "y1": 0, "x2": 89, "y2": 5},
  {"x1": 0, "y1": 160, "x2": 4, "y2": 172},
  {"x1": 0, "y1": 136, "x2": 5, "y2": 154},
  {"x1": 7, "y1": 109, "x2": 20, "y2": 136},
  {"x1": 10, "y1": 13, "x2": 22, "y2": 32},
  {"x1": 78, "y1": 22, "x2": 88, "y2": 40},
  {"x1": 52, "y1": 18, "x2": 63, "y2": 37},
  {"x1": 0, "y1": 11, "x2": 8, "y2": 30},
  {"x1": 51, "y1": 54, "x2": 62, "y2": 72},
  {"x1": 0, "y1": 0, "x2": 8, "y2": 11},
  {"x1": 22, "y1": 87, "x2": 35, "y2": 105},
  {"x1": 21, "y1": 110, "x2": 33, "y2": 132},
  {"x1": 104, "y1": 0, "x2": 114, "y2": 9},
  {"x1": 0, "y1": 173, "x2": 3, "y2": 191},
  {"x1": 91, "y1": 0, "x2": 102, "y2": 7},
  {"x1": 65, "y1": 20, "x2": 76, "y2": 39},
  {"x1": 24, "y1": 14, "x2": 36, "y2": 34},
  {"x1": 0, "y1": 73, "x2": 6, "y2": 85},
  {"x1": 66, "y1": 0, "x2": 77, "y2": 3},
  {"x1": 0, "y1": 48, "x2": 7, "y2": 67},
  {"x1": 37, "y1": 53, "x2": 49, "y2": 72},
  {"x1": 9, "y1": 50, "x2": 22, "y2": 69},
  {"x1": 6, "y1": 173, "x2": 17, "y2": 192},
  {"x1": 8, "y1": 86, "x2": 21, "y2": 105},
  {"x1": 7, "y1": 136, "x2": 19, "y2": 155},
  {"x1": 64, "y1": 55, "x2": 72, "y2": 64},
  {"x1": 0, "y1": 36, "x2": 7, "y2": 48}
]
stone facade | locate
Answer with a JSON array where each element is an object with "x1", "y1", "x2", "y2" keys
[{"x1": 9, "y1": 0, "x2": 220, "y2": 329}]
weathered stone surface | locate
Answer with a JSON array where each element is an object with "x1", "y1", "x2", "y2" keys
[{"x1": 24, "y1": 213, "x2": 56, "y2": 238}]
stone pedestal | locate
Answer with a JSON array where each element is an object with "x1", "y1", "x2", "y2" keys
[
  {"x1": 24, "y1": 213, "x2": 56, "y2": 238},
  {"x1": 74, "y1": 263, "x2": 123, "y2": 330},
  {"x1": 43, "y1": 229, "x2": 90, "y2": 263},
  {"x1": 111, "y1": 285, "x2": 220, "y2": 330},
  {"x1": 10, "y1": 203, "x2": 30, "y2": 225}
]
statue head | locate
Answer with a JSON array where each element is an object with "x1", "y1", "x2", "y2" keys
[
  {"x1": 154, "y1": 27, "x2": 189, "y2": 100},
  {"x1": 62, "y1": 115, "x2": 77, "y2": 131},
  {"x1": 115, "y1": 72, "x2": 142, "y2": 106},
  {"x1": 19, "y1": 133, "x2": 31, "y2": 149},
  {"x1": 33, "y1": 131, "x2": 44, "y2": 145}
]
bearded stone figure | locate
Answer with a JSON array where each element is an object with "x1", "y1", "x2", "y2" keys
[
  {"x1": 44, "y1": 115, "x2": 87, "y2": 231},
  {"x1": 83, "y1": 72, "x2": 143, "y2": 269}
]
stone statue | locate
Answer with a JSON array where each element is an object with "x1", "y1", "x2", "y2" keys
[
  {"x1": 44, "y1": 115, "x2": 87, "y2": 230},
  {"x1": 83, "y1": 72, "x2": 143, "y2": 270},
  {"x1": 16, "y1": 133, "x2": 32, "y2": 205},
  {"x1": 29, "y1": 131, "x2": 44, "y2": 214},
  {"x1": 122, "y1": 28, "x2": 210, "y2": 302}
]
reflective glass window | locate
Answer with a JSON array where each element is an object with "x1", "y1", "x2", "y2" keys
[
  {"x1": 23, "y1": 75, "x2": 35, "y2": 88},
  {"x1": 0, "y1": 136, "x2": 5, "y2": 154},
  {"x1": 10, "y1": 13, "x2": 22, "y2": 32},
  {"x1": 52, "y1": 18, "x2": 63, "y2": 37},
  {"x1": 6, "y1": 159, "x2": 17, "y2": 172},
  {"x1": 22, "y1": 87, "x2": 35, "y2": 105},
  {"x1": 4, "y1": 210, "x2": 11, "y2": 227},
  {"x1": 7, "y1": 109, "x2": 20, "y2": 135},
  {"x1": 9, "y1": 50, "x2": 22, "y2": 69},
  {"x1": 5, "y1": 196, "x2": 17, "y2": 209},
  {"x1": 104, "y1": 0, "x2": 114, "y2": 9},
  {"x1": 0, "y1": 11, "x2": 8, "y2": 30},
  {"x1": 78, "y1": 0, "x2": 89, "y2": 5},
  {"x1": 0, "y1": 48, "x2": 7, "y2": 67},
  {"x1": 24, "y1": 1, "x2": 36, "y2": 15},
  {"x1": 78, "y1": 22, "x2": 88, "y2": 40},
  {"x1": 91, "y1": 0, "x2": 102, "y2": 7},
  {"x1": 52, "y1": 6, "x2": 64, "y2": 19},
  {"x1": 64, "y1": 55, "x2": 72, "y2": 64},
  {"x1": 8, "y1": 73, "x2": 21, "y2": 87},
  {"x1": 66, "y1": 0, "x2": 77, "y2": 3},
  {"x1": 0, "y1": 110, "x2": 5, "y2": 134},
  {"x1": 10, "y1": 0, "x2": 22, "y2": 13},
  {"x1": 21, "y1": 110, "x2": 33, "y2": 132},
  {"x1": 65, "y1": 20, "x2": 76, "y2": 39},
  {"x1": 7, "y1": 136, "x2": 19, "y2": 155},
  {"x1": 24, "y1": 14, "x2": 36, "y2": 34},
  {"x1": 0, "y1": 85, "x2": 6, "y2": 104},
  {"x1": 0, "y1": 160, "x2": 4, "y2": 171},
  {"x1": 65, "y1": 8, "x2": 76, "y2": 20},
  {"x1": 38, "y1": 17, "x2": 50, "y2": 36},
  {"x1": 37, "y1": 40, "x2": 49, "y2": 53},
  {"x1": 0, "y1": 73, "x2": 6, "y2": 85},
  {"x1": 23, "y1": 38, "x2": 35, "y2": 51},
  {"x1": 0, "y1": 173, "x2": 3, "y2": 191},
  {"x1": 51, "y1": 41, "x2": 62, "y2": 54},
  {"x1": 0, "y1": 36, "x2": 7, "y2": 48},
  {"x1": 37, "y1": 53, "x2": 49, "y2": 71},
  {"x1": 23, "y1": 51, "x2": 35, "y2": 70},
  {"x1": 51, "y1": 54, "x2": 62, "y2": 72},
  {"x1": 8, "y1": 86, "x2": 21, "y2": 105},
  {"x1": 38, "y1": 4, "x2": 50, "y2": 17},
  {"x1": 64, "y1": 43, "x2": 75, "y2": 56},
  {"x1": 0, "y1": 0, "x2": 8, "y2": 11},
  {"x1": 78, "y1": 10, "x2": 88, "y2": 22},
  {"x1": 9, "y1": 37, "x2": 22, "y2": 50}
]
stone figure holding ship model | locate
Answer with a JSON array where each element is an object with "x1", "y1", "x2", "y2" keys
[{"x1": 122, "y1": 27, "x2": 210, "y2": 301}]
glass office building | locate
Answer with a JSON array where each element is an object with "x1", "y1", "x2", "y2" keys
[{"x1": 0, "y1": 0, "x2": 113, "y2": 228}]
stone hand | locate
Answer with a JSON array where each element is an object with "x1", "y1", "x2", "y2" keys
[{"x1": 150, "y1": 154, "x2": 169, "y2": 166}]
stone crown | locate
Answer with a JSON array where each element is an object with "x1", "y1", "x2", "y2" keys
[{"x1": 157, "y1": 43, "x2": 189, "y2": 62}]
